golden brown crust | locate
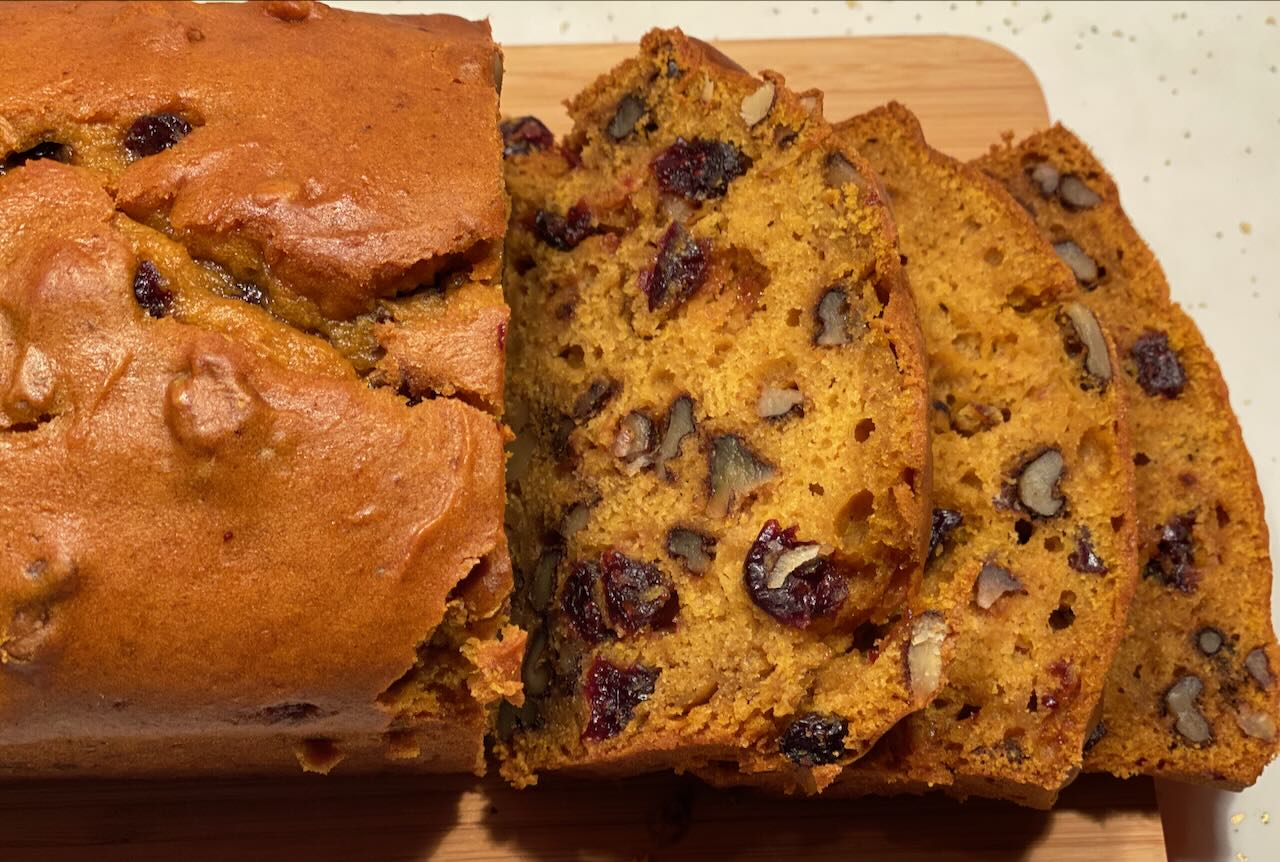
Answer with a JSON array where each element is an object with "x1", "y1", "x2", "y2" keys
[
  {"x1": 831, "y1": 103, "x2": 1139, "y2": 807},
  {"x1": 0, "y1": 0, "x2": 510, "y2": 412},
  {"x1": 976, "y1": 126, "x2": 1279, "y2": 788},
  {"x1": 0, "y1": 0, "x2": 505, "y2": 317},
  {"x1": 0, "y1": 0, "x2": 516, "y2": 777}
]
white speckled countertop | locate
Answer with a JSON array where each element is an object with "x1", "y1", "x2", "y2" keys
[{"x1": 335, "y1": 2, "x2": 1278, "y2": 859}]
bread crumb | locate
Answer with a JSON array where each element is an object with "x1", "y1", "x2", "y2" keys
[
  {"x1": 1262, "y1": 811, "x2": 1271, "y2": 824},
  {"x1": 1232, "y1": 812, "x2": 1246, "y2": 826},
  {"x1": 1240, "y1": 222, "x2": 1253, "y2": 235}
]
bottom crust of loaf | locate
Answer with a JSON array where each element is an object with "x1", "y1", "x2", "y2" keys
[{"x1": 0, "y1": 715, "x2": 489, "y2": 779}]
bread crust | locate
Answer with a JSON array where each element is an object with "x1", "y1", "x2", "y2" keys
[{"x1": 0, "y1": 1, "x2": 518, "y2": 777}]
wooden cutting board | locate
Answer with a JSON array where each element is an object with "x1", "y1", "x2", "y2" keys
[
  {"x1": 502, "y1": 35, "x2": 1050, "y2": 159},
  {"x1": 0, "y1": 36, "x2": 1165, "y2": 862}
]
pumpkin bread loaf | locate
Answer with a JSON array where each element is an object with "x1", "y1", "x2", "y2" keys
[
  {"x1": 498, "y1": 32, "x2": 941, "y2": 791},
  {"x1": 831, "y1": 104, "x2": 1139, "y2": 808},
  {"x1": 977, "y1": 127, "x2": 1280, "y2": 786},
  {"x1": 0, "y1": 0, "x2": 520, "y2": 776}
]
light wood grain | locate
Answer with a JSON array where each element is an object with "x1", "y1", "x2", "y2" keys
[
  {"x1": 0, "y1": 37, "x2": 1160, "y2": 862},
  {"x1": 502, "y1": 35, "x2": 1050, "y2": 159},
  {"x1": 0, "y1": 773, "x2": 1164, "y2": 862}
]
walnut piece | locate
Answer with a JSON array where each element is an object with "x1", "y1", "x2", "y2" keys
[
  {"x1": 757, "y1": 384, "x2": 804, "y2": 420},
  {"x1": 1017, "y1": 448, "x2": 1066, "y2": 518},
  {"x1": 1029, "y1": 161, "x2": 1060, "y2": 197},
  {"x1": 1059, "y1": 175, "x2": 1102, "y2": 210},
  {"x1": 706, "y1": 434, "x2": 774, "y2": 518},
  {"x1": 823, "y1": 152, "x2": 863, "y2": 190},
  {"x1": 612, "y1": 410, "x2": 657, "y2": 475},
  {"x1": 908, "y1": 612, "x2": 947, "y2": 702},
  {"x1": 665, "y1": 527, "x2": 716, "y2": 575},
  {"x1": 1064, "y1": 302, "x2": 1112, "y2": 383},
  {"x1": 1236, "y1": 707, "x2": 1277, "y2": 742},
  {"x1": 1245, "y1": 648, "x2": 1274, "y2": 690},
  {"x1": 974, "y1": 561, "x2": 1025, "y2": 610},
  {"x1": 1054, "y1": 240, "x2": 1100, "y2": 286},
  {"x1": 1196, "y1": 627, "x2": 1224, "y2": 656},
  {"x1": 740, "y1": 81, "x2": 775, "y2": 127},
  {"x1": 1165, "y1": 675, "x2": 1211, "y2": 744}
]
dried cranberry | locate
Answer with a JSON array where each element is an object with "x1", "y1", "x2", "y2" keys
[
  {"x1": 534, "y1": 203, "x2": 596, "y2": 251},
  {"x1": 1068, "y1": 526, "x2": 1108, "y2": 573},
  {"x1": 4, "y1": 140, "x2": 71, "y2": 170},
  {"x1": 123, "y1": 113, "x2": 192, "y2": 159},
  {"x1": 651, "y1": 137, "x2": 752, "y2": 201},
  {"x1": 1144, "y1": 511, "x2": 1197, "y2": 592},
  {"x1": 779, "y1": 712, "x2": 847, "y2": 766},
  {"x1": 929, "y1": 508, "x2": 963, "y2": 560},
  {"x1": 499, "y1": 115, "x2": 554, "y2": 157},
  {"x1": 1131, "y1": 331, "x2": 1186, "y2": 398},
  {"x1": 582, "y1": 657, "x2": 659, "y2": 741},
  {"x1": 561, "y1": 561, "x2": 608, "y2": 644},
  {"x1": 638, "y1": 222, "x2": 710, "y2": 311},
  {"x1": 133, "y1": 260, "x2": 173, "y2": 318},
  {"x1": 743, "y1": 520, "x2": 847, "y2": 628},
  {"x1": 601, "y1": 549, "x2": 679, "y2": 635},
  {"x1": 1044, "y1": 659, "x2": 1081, "y2": 711}
]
